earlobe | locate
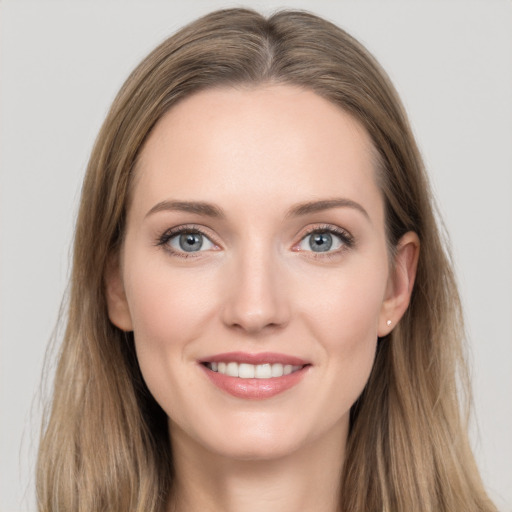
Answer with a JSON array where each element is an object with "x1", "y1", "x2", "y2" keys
[
  {"x1": 104, "y1": 254, "x2": 133, "y2": 332},
  {"x1": 378, "y1": 231, "x2": 420, "y2": 337}
]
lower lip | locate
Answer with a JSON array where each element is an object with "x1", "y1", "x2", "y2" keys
[{"x1": 200, "y1": 365, "x2": 310, "y2": 400}]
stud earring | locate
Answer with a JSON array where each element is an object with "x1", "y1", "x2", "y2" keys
[{"x1": 386, "y1": 320, "x2": 392, "y2": 326}]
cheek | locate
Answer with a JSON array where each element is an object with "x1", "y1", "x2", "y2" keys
[
  {"x1": 300, "y1": 262, "x2": 387, "y2": 395},
  {"x1": 125, "y1": 257, "x2": 215, "y2": 348},
  {"x1": 122, "y1": 255, "x2": 219, "y2": 410},
  {"x1": 300, "y1": 256, "x2": 387, "y2": 344}
]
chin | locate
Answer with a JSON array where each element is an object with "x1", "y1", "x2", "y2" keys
[
  {"x1": 209, "y1": 432, "x2": 304, "y2": 462},
  {"x1": 174, "y1": 412, "x2": 308, "y2": 462}
]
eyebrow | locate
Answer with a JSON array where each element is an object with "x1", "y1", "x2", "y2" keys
[
  {"x1": 286, "y1": 198, "x2": 370, "y2": 221},
  {"x1": 145, "y1": 200, "x2": 225, "y2": 219},
  {"x1": 145, "y1": 198, "x2": 369, "y2": 221}
]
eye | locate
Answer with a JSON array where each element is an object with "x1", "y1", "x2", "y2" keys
[
  {"x1": 158, "y1": 227, "x2": 217, "y2": 256},
  {"x1": 169, "y1": 231, "x2": 215, "y2": 253},
  {"x1": 296, "y1": 227, "x2": 353, "y2": 254}
]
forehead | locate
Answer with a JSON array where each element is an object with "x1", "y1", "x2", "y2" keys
[{"x1": 132, "y1": 85, "x2": 382, "y2": 222}]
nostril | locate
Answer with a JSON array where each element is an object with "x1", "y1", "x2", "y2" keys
[{"x1": 229, "y1": 319, "x2": 286, "y2": 336}]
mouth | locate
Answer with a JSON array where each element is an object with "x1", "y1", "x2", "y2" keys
[
  {"x1": 199, "y1": 352, "x2": 311, "y2": 399},
  {"x1": 203, "y1": 361, "x2": 304, "y2": 378}
]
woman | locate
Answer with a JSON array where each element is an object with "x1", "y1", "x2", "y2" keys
[{"x1": 36, "y1": 8, "x2": 497, "y2": 512}]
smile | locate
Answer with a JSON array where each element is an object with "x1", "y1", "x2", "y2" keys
[
  {"x1": 200, "y1": 352, "x2": 311, "y2": 399},
  {"x1": 204, "y1": 362, "x2": 303, "y2": 379}
]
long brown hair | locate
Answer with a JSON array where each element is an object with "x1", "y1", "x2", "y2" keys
[{"x1": 37, "y1": 8, "x2": 496, "y2": 512}]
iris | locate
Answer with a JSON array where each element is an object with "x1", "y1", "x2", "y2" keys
[
  {"x1": 309, "y1": 232, "x2": 333, "y2": 252},
  {"x1": 179, "y1": 233, "x2": 203, "y2": 252}
]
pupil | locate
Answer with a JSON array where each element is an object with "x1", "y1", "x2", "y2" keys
[
  {"x1": 310, "y1": 232, "x2": 332, "y2": 252},
  {"x1": 179, "y1": 233, "x2": 202, "y2": 252}
]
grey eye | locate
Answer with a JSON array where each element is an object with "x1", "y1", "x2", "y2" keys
[
  {"x1": 169, "y1": 232, "x2": 215, "y2": 253},
  {"x1": 298, "y1": 231, "x2": 344, "y2": 253},
  {"x1": 309, "y1": 232, "x2": 333, "y2": 252},
  {"x1": 179, "y1": 233, "x2": 202, "y2": 252}
]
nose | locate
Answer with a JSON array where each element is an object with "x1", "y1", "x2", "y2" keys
[{"x1": 221, "y1": 244, "x2": 290, "y2": 335}]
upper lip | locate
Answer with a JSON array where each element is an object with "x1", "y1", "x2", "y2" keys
[{"x1": 200, "y1": 351, "x2": 309, "y2": 366}]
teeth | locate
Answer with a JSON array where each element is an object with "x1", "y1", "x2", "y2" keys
[
  {"x1": 255, "y1": 363, "x2": 271, "y2": 378},
  {"x1": 207, "y1": 362, "x2": 303, "y2": 379},
  {"x1": 226, "y1": 362, "x2": 238, "y2": 377},
  {"x1": 271, "y1": 363, "x2": 284, "y2": 377},
  {"x1": 239, "y1": 363, "x2": 255, "y2": 378}
]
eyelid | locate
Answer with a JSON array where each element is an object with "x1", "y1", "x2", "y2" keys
[
  {"x1": 291, "y1": 224, "x2": 355, "y2": 253},
  {"x1": 156, "y1": 224, "x2": 221, "y2": 258},
  {"x1": 155, "y1": 223, "x2": 354, "y2": 258}
]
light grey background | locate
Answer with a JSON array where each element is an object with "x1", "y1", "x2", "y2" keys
[{"x1": 1, "y1": 1, "x2": 511, "y2": 511}]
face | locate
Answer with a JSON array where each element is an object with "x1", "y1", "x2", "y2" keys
[{"x1": 107, "y1": 85, "x2": 413, "y2": 461}]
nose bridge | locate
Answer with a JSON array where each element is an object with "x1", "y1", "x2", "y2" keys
[{"x1": 222, "y1": 235, "x2": 289, "y2": 334}]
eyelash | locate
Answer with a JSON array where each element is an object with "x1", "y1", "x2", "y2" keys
[
  {"x1": 156, "y1": 224, "x2": 217, "y2": 259},
  {"x1": 156, "y1": 224, "x2": 355, "y2": 259},
  {"x1": 296, "y1": 224, "x2": 354, "y2": 258}
]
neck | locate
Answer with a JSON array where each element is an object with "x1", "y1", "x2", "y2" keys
[{"x1": 168, "y1": 422, "x2": 347, "y2": 512}]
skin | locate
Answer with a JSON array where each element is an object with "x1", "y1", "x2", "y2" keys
[{"x1": 106, "y1": 85, "x2": 419, "y2": 512}]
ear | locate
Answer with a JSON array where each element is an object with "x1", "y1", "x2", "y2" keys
[
  {"x1": 104, "y1": 254, "x2": 133, "y2": 332},
  {"x1": 378, "y1": 231, "x2": 420, "y2": 336}
]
